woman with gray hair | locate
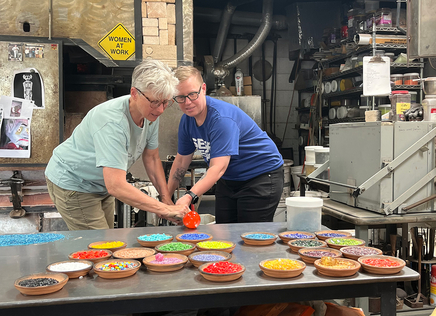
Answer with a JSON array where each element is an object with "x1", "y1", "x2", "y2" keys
[{"x1": 45, "y1": 59, "x2": 189, "y2": 230}]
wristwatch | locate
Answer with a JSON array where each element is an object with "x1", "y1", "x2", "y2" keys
[{"x1": 184, "y1": 190, "x2": 199, "y2": 204}]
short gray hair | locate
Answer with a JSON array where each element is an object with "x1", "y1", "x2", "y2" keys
[{"x1": 131, "y1": 59, "x2": 179, "y2": 99}]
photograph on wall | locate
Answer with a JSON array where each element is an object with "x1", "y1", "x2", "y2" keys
[
  {"x1": 8, "y1": 43, "x2": 23, "y2": 61},
  {"x1": 24, "y1": 44, "x2": 44, "y2": 58},
  {"x1": 0, "y1": 96, "x2": 33, "y2": 158},
  {"x1": 12, "y1": 68, "x2": 45, "y2": 109}
]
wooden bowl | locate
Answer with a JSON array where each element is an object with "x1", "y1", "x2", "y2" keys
[
  {"x1": 46, "y1": 260, "x2": 93, "y2": 279},
  {"x1": 240, "y1": 232, "x2": 278, "y2": 246},
  {"x1": 175, "y1": 232, "x2": 213, "y2": 244},
  {"x1": 68, "y1": 249, "x2": 113, "y2": 264},
  {"x1": 93, "y1": 259, "x2": 141, "y2": 279},
  {"x1": 88, "y1": 241, "x2": 127, "y2": 252},
  {"x1": 188, "y1": 251, "x2": 232, "y2": 268},
  {"x1": 315, "y1": 230, "x2": 352, "y2": 241},
  {"x1": 358, "y1": 255, "x2": 406, "y2": 275},
  {"x1": 298, "y1": 247, "x2": 342, "y2": 264},
  {"x1": 314, "y1": 258, "x2": 361, "y2": 277},
  {"x1": 326, "y1": 237, "x2": 366, "y2": 250},
  {"x1": 259, "y1": 258, "x2": 306, "y2": 278},
  {"x1": 137, "y1": 234, "x2": 173, "y2": 248},
  {"x1": 278, "y1": 231, "x2": 316, "y2": 243},
  {"x1": 113, "y1": 247, "x2": 156, "y2": 260},
  {"x1": 340, "y1": 246, "x2": 383, "y2": 261},
  {"x1": 198, "y1": 262, "x2": 245, "y2": 282},
  {"x1": 288, "y1": 239, "x2": 327, "y2": 253},
  {"x1": 155, "y1": 242, "x2": 196, "y2": 256},
  {"x1": 15, "y1": 272, "x2": 69, "y2": 295},
  {"x1": 197, "y1": 241, "x2": 236, "y2": 253},
  {"x1": 143, "y1": 253, "x2": 188, "y2": 272}
]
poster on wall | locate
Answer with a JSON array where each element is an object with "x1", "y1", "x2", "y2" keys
[
  {"x1": 0, "y1": 96, "x2": 33, "y2": 158},
  {"x1": 8, "y1": 43, "x2": 23, "y2": 61},
  {"x1": 24, "y1": 44, "x2": 44, "y2": 58},
  {"x1": 12, "y1": 68, "x2": 45, "y2": 109}
]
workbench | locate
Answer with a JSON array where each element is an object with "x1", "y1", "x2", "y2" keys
[
  {"x1": 323, "y1": 198, "x2": 436, "y2": 259},
  {"x1": 0, "y1": 222, "x2": 418, "y2": 316}
]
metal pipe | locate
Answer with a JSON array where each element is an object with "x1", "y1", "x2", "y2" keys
[
  {"x1": 215, "y1": 0, "x2": 274, "y2": 71},
  {"x1": 195, "y1": 7, "x2": 287, "y2": 30},
  {"x1": 48, "y1": 0, "x2": 52, "y2": 40},
  {"x1": 212, "y1": 3, "x2": 237, "y2": 64}
]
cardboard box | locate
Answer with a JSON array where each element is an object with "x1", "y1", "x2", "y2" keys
[
  {"x1": 243, "y1": 85, "x2": 252, "y2": 96},
  {"x1": 229, "y1": 86, "x2": 236, "y2": 95},
  {"x1": 243, "y1": 76, "x2": 252, "y2": 86}
]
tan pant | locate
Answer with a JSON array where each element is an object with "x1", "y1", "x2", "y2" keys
[{"x1": 46, "y1": 178, "x2": 115, "y2": 231}]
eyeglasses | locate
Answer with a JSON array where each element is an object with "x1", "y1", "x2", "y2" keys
[
  {"x1": 173, "y1": 86, "x2": 202, "y2": 104},
  {"x1": 135, "y1": 88, "x2": 171, "y2": 109}
]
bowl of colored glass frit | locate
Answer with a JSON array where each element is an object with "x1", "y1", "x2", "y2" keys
[
  {"x1": 315, "y1": 230, "x2": 352, "y2": 241},
  {"x1": 198, "y1": 261, "x2": 245, "y2": 282},
  {"x1": 288, "y1": 238, "x2": 327, "y2": 253},
  {"x1": 155, "y1": 242, "x2": 196, "y2": 256},
  {"x1": 358, "y1": 255, "x2": 405, "y2": 275},
  {"x1": 46, "y1": 260, "x2": 93, "y2": 279},
  {"x1": 325, "y1": 237, "x2": 365, "y2": 250},
  {"x1": 278, "y1": 231, "x2": 316, "y2": 243},
  {"x1": 188, "y1": 251, "x2": 232, "y2": 267},
  {"x1": 259, "y1": 258, "x2": 306, "y2": 278},
  {"x1": 340, "y1": 246, "x2": 382, "y2": 261},
  {"x1": 298, "y1": 247, "x2": 342, "y2": 264},
  {"x1": 14, "y1": 272, "x2": 69, "y2": 296},
  {"x1": 113, "y1": 247, "x2": 156, "y2": 260},
  {"x1": 175, "y1": 232, "x2": 213, "y2": 244},
  {"x1": 93, "y1": 259, "x2": 141, "y2": 279},
  {"x1": 314, "y1": 256, "x2": 361, "y2": 277},
  {"x1": 68, "y1": 249, "x2": 113, "y2": 264},
  {"x1": 240, "y1": 232, "x2": 278, "y2": 246},
  {"x1": 196, "y1": 240, "x2": 236, "y2": 253},
  {"x1": 88, "y1": 240, "x2": 127, "y2": 252},
  {"x1": 137, "y1": 233, "x2": 173, "y2": 247},
  {"x1": 143, "y1": 253, "x2": 188, "y2": 272}
]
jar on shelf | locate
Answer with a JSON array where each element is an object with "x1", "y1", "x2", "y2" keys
[
  {"x1": 366, "y1": 11, "x2": 376, "y2": 30},
  {"x1": 390, "y1": 90, "x2": 411, "y2": 121},
  {"x1": 351, "y1": 56, "x2": 359, "y2": 68},
  {"x1": 385, "y1": 52, "x2": 395, "y2": 62},
  {"x1": 378, "y1": 104, "x2": 391, "y2": 115},
  {"x1": 354, "y1": 14, "x2": 367, "y2": 33},
  {"x1": 330, "y1": 27, "x2": 340, "y2": 45},
  {"x1": 376, "y1": 8, "x2": 392, "y2": 26},
  {"x1": 374, "y1": 50, "x2": 385, "y2": 56},
  {"x1": 409, "y1": 91, "x2": 418, "y2": 103},
  {"x1": 422, "y1": 95, "x2": 436, "y2": 122},
  {"x1": 403, "y1": 73, "x2": 420, "y2": 85},
  {"x1": 390, "y1": 74, "x2": 403, "y2": 86}
]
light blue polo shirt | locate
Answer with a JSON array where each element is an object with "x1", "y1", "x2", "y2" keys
[{"x1": 45, "y1": 95, "x2": 159, "y2": 194}]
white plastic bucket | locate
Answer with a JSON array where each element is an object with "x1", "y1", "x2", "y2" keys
[
  {"x1": 305, "y1": 146, "x2": 323, "y2": 164},
  {"x1": 286, "y1": 197, "x2": 323, "y2": 232}
]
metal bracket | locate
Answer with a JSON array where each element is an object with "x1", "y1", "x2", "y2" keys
[{"x1": 354, "y1": 126, "x2": 436, "y2": 200}]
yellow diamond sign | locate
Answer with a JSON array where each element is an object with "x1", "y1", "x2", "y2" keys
[{"x1": 98, "y1": 23, "x2": 135, "y2": 60}]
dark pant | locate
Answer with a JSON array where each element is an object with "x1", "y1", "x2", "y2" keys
[{"x1": 215, "y1": 165, "x2": 284, "y2": 223}]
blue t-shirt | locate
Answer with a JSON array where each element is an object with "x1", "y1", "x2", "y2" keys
[
  {"x1": 45, "y1": 95, "x2": 159, "y2": 194},
  {"x1": 177, "y1": 96, "x2": 283, "y2": 181}
]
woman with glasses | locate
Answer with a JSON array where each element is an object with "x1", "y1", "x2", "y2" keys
[
  {"x1": 45, "y1": 59, "x2": 190, "y2": 230},
  {"x1": 168, "y1": 66, "x2": 284, "y2": 224}
]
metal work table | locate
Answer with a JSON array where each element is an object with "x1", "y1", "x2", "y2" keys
[
  {"x1": 323, "y1": 198, "x2": 436, "y2": 259},
  {"x1": 0, "y1": 222, "x2": 419, "y2": 316}
]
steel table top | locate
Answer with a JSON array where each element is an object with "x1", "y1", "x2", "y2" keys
[
  {"x1": 323, "y1": 198, "x2": 436, "y2": 226},
  {"x1": 0, "y1": 222, "x2": 419, "y2": 316}
]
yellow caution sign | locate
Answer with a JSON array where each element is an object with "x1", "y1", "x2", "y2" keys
[{"x1": 98, "y1": 23, "x2": 135, "y2": 60}]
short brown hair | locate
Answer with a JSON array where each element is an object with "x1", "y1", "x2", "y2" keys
[{"x1": 174, "y1": 66, "x2": 203, "y2": 84}]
